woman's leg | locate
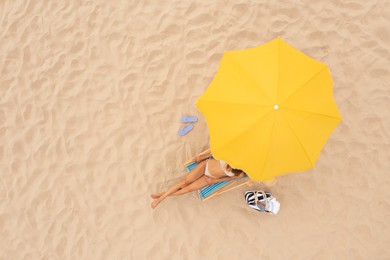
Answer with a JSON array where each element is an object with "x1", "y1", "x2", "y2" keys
[
  {"x1": 151, "y1": 160, "x2": 207, "y2": 208},
  {"x1": 152, "y1": 176, "x2": 221, "y2": 198},
  {"x1": 166, "y1": 176, "x2": 218, "y2": 196}
]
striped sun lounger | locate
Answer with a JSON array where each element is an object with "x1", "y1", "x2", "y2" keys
[{"x1": 185, "y1": 161, "x2": 250, "y2": 201}]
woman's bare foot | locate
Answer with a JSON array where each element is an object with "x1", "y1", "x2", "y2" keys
[
  {"x1": 150, "y1": 192, "x2": 163, "y2": 199},
  {"x1": 151, "y1": 198, "x2": 162, "y2": 209}
]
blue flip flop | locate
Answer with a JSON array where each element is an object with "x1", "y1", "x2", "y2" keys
[
  {"x1": 178, "y1": 124, "x2": 194, "y2": 136},
  {"x1": 180, "y1": 116, "x2": 198, "y2": 123}
]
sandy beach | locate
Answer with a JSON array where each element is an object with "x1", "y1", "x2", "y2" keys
[{"x1": 1, "y1": 0, "x2": 390, "y2": 259}]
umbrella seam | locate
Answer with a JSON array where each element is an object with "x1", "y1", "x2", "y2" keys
[
  {"x1": 197, "y1": 99, "x2": 270, "y2": 108},
  {"x1": 278, "y1": 110, "x2": 314, "y2": 167},
  {"x1": 259, "y1": 112, "x2": 277, "y2": 180},
  {"x1": 212, "y1": 109, "x2": 273, "y2": 150},
  {"x1": 225, "y1": 52, "x2": 274, "y2": 104},
  {"x1": 212, "y1": 109, "x2": 273, "y2": 166},
  {"x1": 279, "y1": 65, "x2": 328, "y2": 105},
  {"x1": 280, "y1": 107, "x2": 342, "y2": 120}
]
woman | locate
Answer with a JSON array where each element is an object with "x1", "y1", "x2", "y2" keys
[{"x1": 151, "y1": 151, "x2": 245, "y2": 209}]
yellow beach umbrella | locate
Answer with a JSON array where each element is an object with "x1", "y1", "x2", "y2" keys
[{"x1": 196, "y1": 38, "x2": 342, "y2": 181}]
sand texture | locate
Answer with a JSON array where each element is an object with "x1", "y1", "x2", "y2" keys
[{"x1": 1, "y1": 0, "x2": 390, "y2": 259}]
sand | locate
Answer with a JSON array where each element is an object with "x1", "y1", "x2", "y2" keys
[{"x1": 1, "y1": 0, "x2": 390, "y2": 259}]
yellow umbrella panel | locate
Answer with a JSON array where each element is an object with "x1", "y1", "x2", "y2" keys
[{"x1": 196, "y1": 38, "x2": 342, "y2": 181}]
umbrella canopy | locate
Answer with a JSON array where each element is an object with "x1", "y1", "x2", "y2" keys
[{"x1": 196, "y1": 38, "x2": 342, "y2": 181}]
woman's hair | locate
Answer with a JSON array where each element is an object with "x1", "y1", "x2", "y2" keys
[{"x1": 226, "y1": 165, "x2": 244, "y2": 175}]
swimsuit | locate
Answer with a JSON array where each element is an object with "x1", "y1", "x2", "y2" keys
[{"x1": 204, "y1": 159, "x2": 235, "y2": 178}]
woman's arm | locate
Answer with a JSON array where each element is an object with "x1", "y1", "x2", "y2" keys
[
  {"x1": 194, "y1": 150, "x2": 213, "y2": 162},
  {"x1": 195, "y1": 154, "x2": 210, "y2": 162},
  {"x1": 206, "y1": 173, "x2": 245, "y2": 184},
  {"x1": 219, "y1": 174, "x2": 245, "y2": 182}
]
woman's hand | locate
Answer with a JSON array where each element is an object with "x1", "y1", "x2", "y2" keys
[
  {"x1": 237, "y1": 172, "x2": 245, "y2": 178},
  {"x1": 195, "y1": 155, "x2": 206, "y2": 162},
  {"x1": 190, "y1": 156, "x2": 198, "y2": 163}
]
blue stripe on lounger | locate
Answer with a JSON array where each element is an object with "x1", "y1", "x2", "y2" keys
[
  {"x1": 185, "y1": 162, "x2": 198, "y2": 172},
  {"x1": 199, "y1": 180, "x2": 232, "y2": 199}
]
